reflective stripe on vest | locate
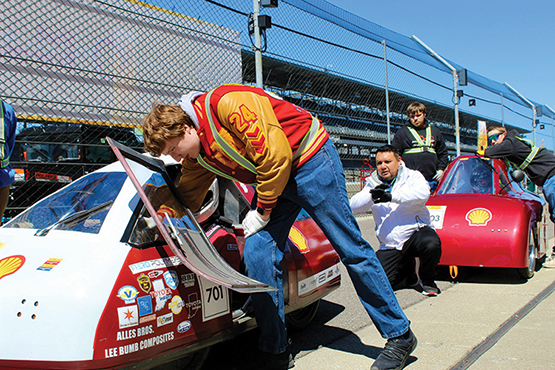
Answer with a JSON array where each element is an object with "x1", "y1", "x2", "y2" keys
[
  {"x1": 510, "y1": 137, "x2": 539, "y2": 171},
  {"x1": 198, "y1": 89, "x2": 321, "y2": 182},
  {"x1": 403, "y1": 125, "x2": 436, "y2": 154},
  {"x1": 0, "y1": 102, "x2": 7, "y2": 168}
]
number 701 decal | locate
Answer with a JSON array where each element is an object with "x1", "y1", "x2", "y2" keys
[{"x1": 198, "y1": 276, "x2": 230, "y2": 322}]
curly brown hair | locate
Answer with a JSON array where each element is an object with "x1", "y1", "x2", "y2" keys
[{"x1": 141, "y1": 102, "x2": 194, "y2": 156}]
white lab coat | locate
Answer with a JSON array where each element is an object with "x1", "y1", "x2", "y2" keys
[{"x1": 350, "y1": 162, "x2": 432, "y2": 251}]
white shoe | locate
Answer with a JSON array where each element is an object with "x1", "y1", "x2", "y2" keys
[{"x1": 543, "y1": 258, "x2": 555, "y2": 268}]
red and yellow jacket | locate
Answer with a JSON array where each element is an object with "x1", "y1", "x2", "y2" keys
[{"x1": 176, "y1": 84, "x2": 329, "y2": 212}]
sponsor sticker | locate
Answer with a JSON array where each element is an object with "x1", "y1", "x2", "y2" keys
[
  {"x1": 129, "y1": 257, "x2": 183, "y2": 274},
  {"x1": 151, "y1": 279, "x2": 171, "y2": 312},
  {"x1": 117, "y1": 285, "x2": 140, "y2": 304},
  {"x1": 169, "y1": 295, "x2": 185, "y2": 315},
  {"x1": 0, "y1": 255, "x2": 25, "y2": 280},
  {"x1": 138, "y1": 296, "x2": 153, "y2": 317},
  {"x1": 117, "y1": 305, "x2": 139, "y2": 329},
  {"x1": 288, "y1": 227, "x2": 310, "y2": 253},
  {"x1": 157, "y1": 313, "x2": 173, "y2": 327},
  {"x1": 164, "y1": 270, "x2": 179, "y2": 290},
  {"x1": 137, "y1": 273, "x2": 151, "y2": 293},
  {"x1": 465, "y1": 207, "x2": 492, "y2": 226},
  {"x1": 298, "y1": 262, "x2": 341, "y2": 296},
  {"x1": 139, "y1": 314, "x2": 156, "y2": 324},
  {"x1": 148, "y1": 270, "x2": 164, "y2": 279},
  {"x1": 37, "y1": 258, "x2": 62, "y2": 272},
  {"x1": 177, "y1": 320, "x2": 192, "y2": 333},
  {"x1": 186, "y1": 292, "x2": 201, "y2": 319},
  {"x1": 180, "y1": 273, "x2": 196, "y2": 288}
]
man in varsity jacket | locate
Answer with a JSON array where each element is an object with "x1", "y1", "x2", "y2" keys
[
  {"x1": 392, "y1": 102, "x2": 449, "y2": 191},
  {"x1": 141, "y1": 84, "x2": 416, "y2": 370}
]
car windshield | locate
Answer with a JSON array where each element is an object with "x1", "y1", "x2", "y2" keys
[
  {"x1": 437, "y1": 157, "x2": 495, "y2": 195},
  {"x1": 4, "y1": 172, "x2": 127, "y2": 233}
]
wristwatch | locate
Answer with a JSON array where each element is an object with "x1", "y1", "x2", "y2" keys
[{"x1": 256, "y1": 206, "x2": 272, "y2": 216}]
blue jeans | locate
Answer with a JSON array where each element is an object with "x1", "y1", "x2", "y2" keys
[
  {"x1": 244, "y1": 139, "x2": 410, "y2": 354},
  {"x1": 542, "y1": 175, "x2": 555, "y2": 223}
]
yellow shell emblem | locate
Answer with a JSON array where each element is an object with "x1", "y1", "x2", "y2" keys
[
  {"x1": 288, "y1": 226, "x2": 310, "y2": 254},
  {"x1": 465, "y1": 208, "x2": 492, "y2": 226},
  {"x1": 0, "y1": 255, "x2": 26, "y2": 281}
]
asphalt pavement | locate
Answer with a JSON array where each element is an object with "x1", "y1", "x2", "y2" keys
[
  {"x1": 292, "y1": 216, "x2": 555, "y2": 370},
  {"x1": 201, "y1": 215, "x2": 555, "y2": 370}
]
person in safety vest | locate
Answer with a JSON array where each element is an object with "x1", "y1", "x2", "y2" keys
[
  {"x1": 141, "y1": 84, "x2": 416, "y2": 370},
  {"x1": 392, "y1": 102, "x2": 449, "y2": 192},
  {"x1": 0, "y1": 101, "x2": 17, "y2": 223},
  {"x1": 484, "y1": 125, "x2": 555, "y2": 266},
  {"x1": 350, "y1": 145, "x2": 442, "y2": 297}
]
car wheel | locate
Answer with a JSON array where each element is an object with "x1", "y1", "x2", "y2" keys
[
  {"x1": 517, "y1": 224, "x2": 537, "y2": 279},
  {"x1": 285, "y1": 300, "x2": 320, "y2": 332}
]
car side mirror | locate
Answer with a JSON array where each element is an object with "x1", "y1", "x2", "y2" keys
[{"x1": 511, "y1": 169, "x2": 524, "y2": 183}]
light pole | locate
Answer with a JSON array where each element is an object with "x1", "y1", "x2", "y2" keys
[{"x1": 411, "y1": 35, "x2": 461, "y2": 156}]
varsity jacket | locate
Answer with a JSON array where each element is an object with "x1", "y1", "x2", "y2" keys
[
  {"x1": 484, "y1": 130, "x2": 555, "y2": 186},
  {"x1": 391, "y1": 120, "x2": 449, "y2": 182},
  {"x1": 175, "y1": 84, "x2": 329, "y2": 212},
  {"x1": 350, "y1": 162, "x2": 431, "y2": 250}
]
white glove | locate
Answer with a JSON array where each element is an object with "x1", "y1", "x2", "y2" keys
[
  {"x1": 242, "y1": 210, "x2": 270, "y2": 238},
  {"x1": 433, "y1": 170, "x2": 444, "y2": 182}
]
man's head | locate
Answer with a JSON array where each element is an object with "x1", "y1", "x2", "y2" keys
[
  {"x1": 471, "y1": 165, "x2": 492, "y2": 194},
  {"x1": 487, "y1": 126, "x2": 507, "y2": 146},
  {"x1": 141, "y1": 103, "x2": 200, "y2": 162},
  {"x1": 407, "y1": 102, "x2": 427, "y2": 128},
  {"x1": 375, "y1": 145, "x2": 401, "y2": 182}
]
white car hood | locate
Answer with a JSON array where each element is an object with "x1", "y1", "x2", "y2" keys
[{"x1": 0, "y1": 228, "x2": 130, "y2": 361}]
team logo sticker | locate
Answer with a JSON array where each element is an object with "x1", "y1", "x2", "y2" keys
[
  {"x1": 117, "y1": 285, "x2": 139, "y2": 304},
  {"x1": 137, "y1": 273, "x2": 151, "y2": 293},
  {"x1": 117, "y1": 305, "x2": 138, "y2": 329},
  {"x1": 0, "y1": 255, "x2": 25, "y2": 280}
]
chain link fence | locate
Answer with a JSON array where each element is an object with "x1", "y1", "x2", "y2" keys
[{"x1": 1, "y1": 0, "x2": 545, "y2": 218}]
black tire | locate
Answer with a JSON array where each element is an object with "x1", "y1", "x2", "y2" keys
[
  {"x1": 517, "y1": 224, "x2": 537, "y2": 279},
  {"x1": 285, "y1": 300, "x2": 320, "y2": 332}
]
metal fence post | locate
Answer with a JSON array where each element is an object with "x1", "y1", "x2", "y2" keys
[
  {"x1": 253, "y1": 0, "x2": 263, "y2": 88},
  {"x1": 382, "y1": 40, "x2": 391, "y2": 144}
]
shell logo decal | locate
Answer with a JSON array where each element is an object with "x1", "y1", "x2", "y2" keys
[
  {"x1": 288, "y1": 227, "x2": 310, "y2": 254},
  {"x1": 465, "y1": 208, "x2": 492, "y2": 226},
  {"x1": 0, "y1": 255, "x2": 26, "y2": 281}
]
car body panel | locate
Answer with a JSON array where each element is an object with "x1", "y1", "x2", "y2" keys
[
  {"x1": 427, "y1": 155, "x2": 546, "y2": 270},
  {"x1": 0, "y1": 144, "x2": 341, "y2": 369}
]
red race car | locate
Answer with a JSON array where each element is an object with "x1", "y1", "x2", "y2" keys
[
  {"x1": 0, "y1": 139, "x2": 341, "y2": 369},
  {"x1": 427, "y1": 155, "x2": 548, "y2": 279}
]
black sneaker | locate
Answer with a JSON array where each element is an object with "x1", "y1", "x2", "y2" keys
[
  {"x1": 371, "y1": 329, "x2": 417, "y2": 370},
  {"x1": 260, "y1": 348, "x2": 295, "y2": 370},
  {"x1": 421, "y1": 281, "x2": 440, "y2": 297}
]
